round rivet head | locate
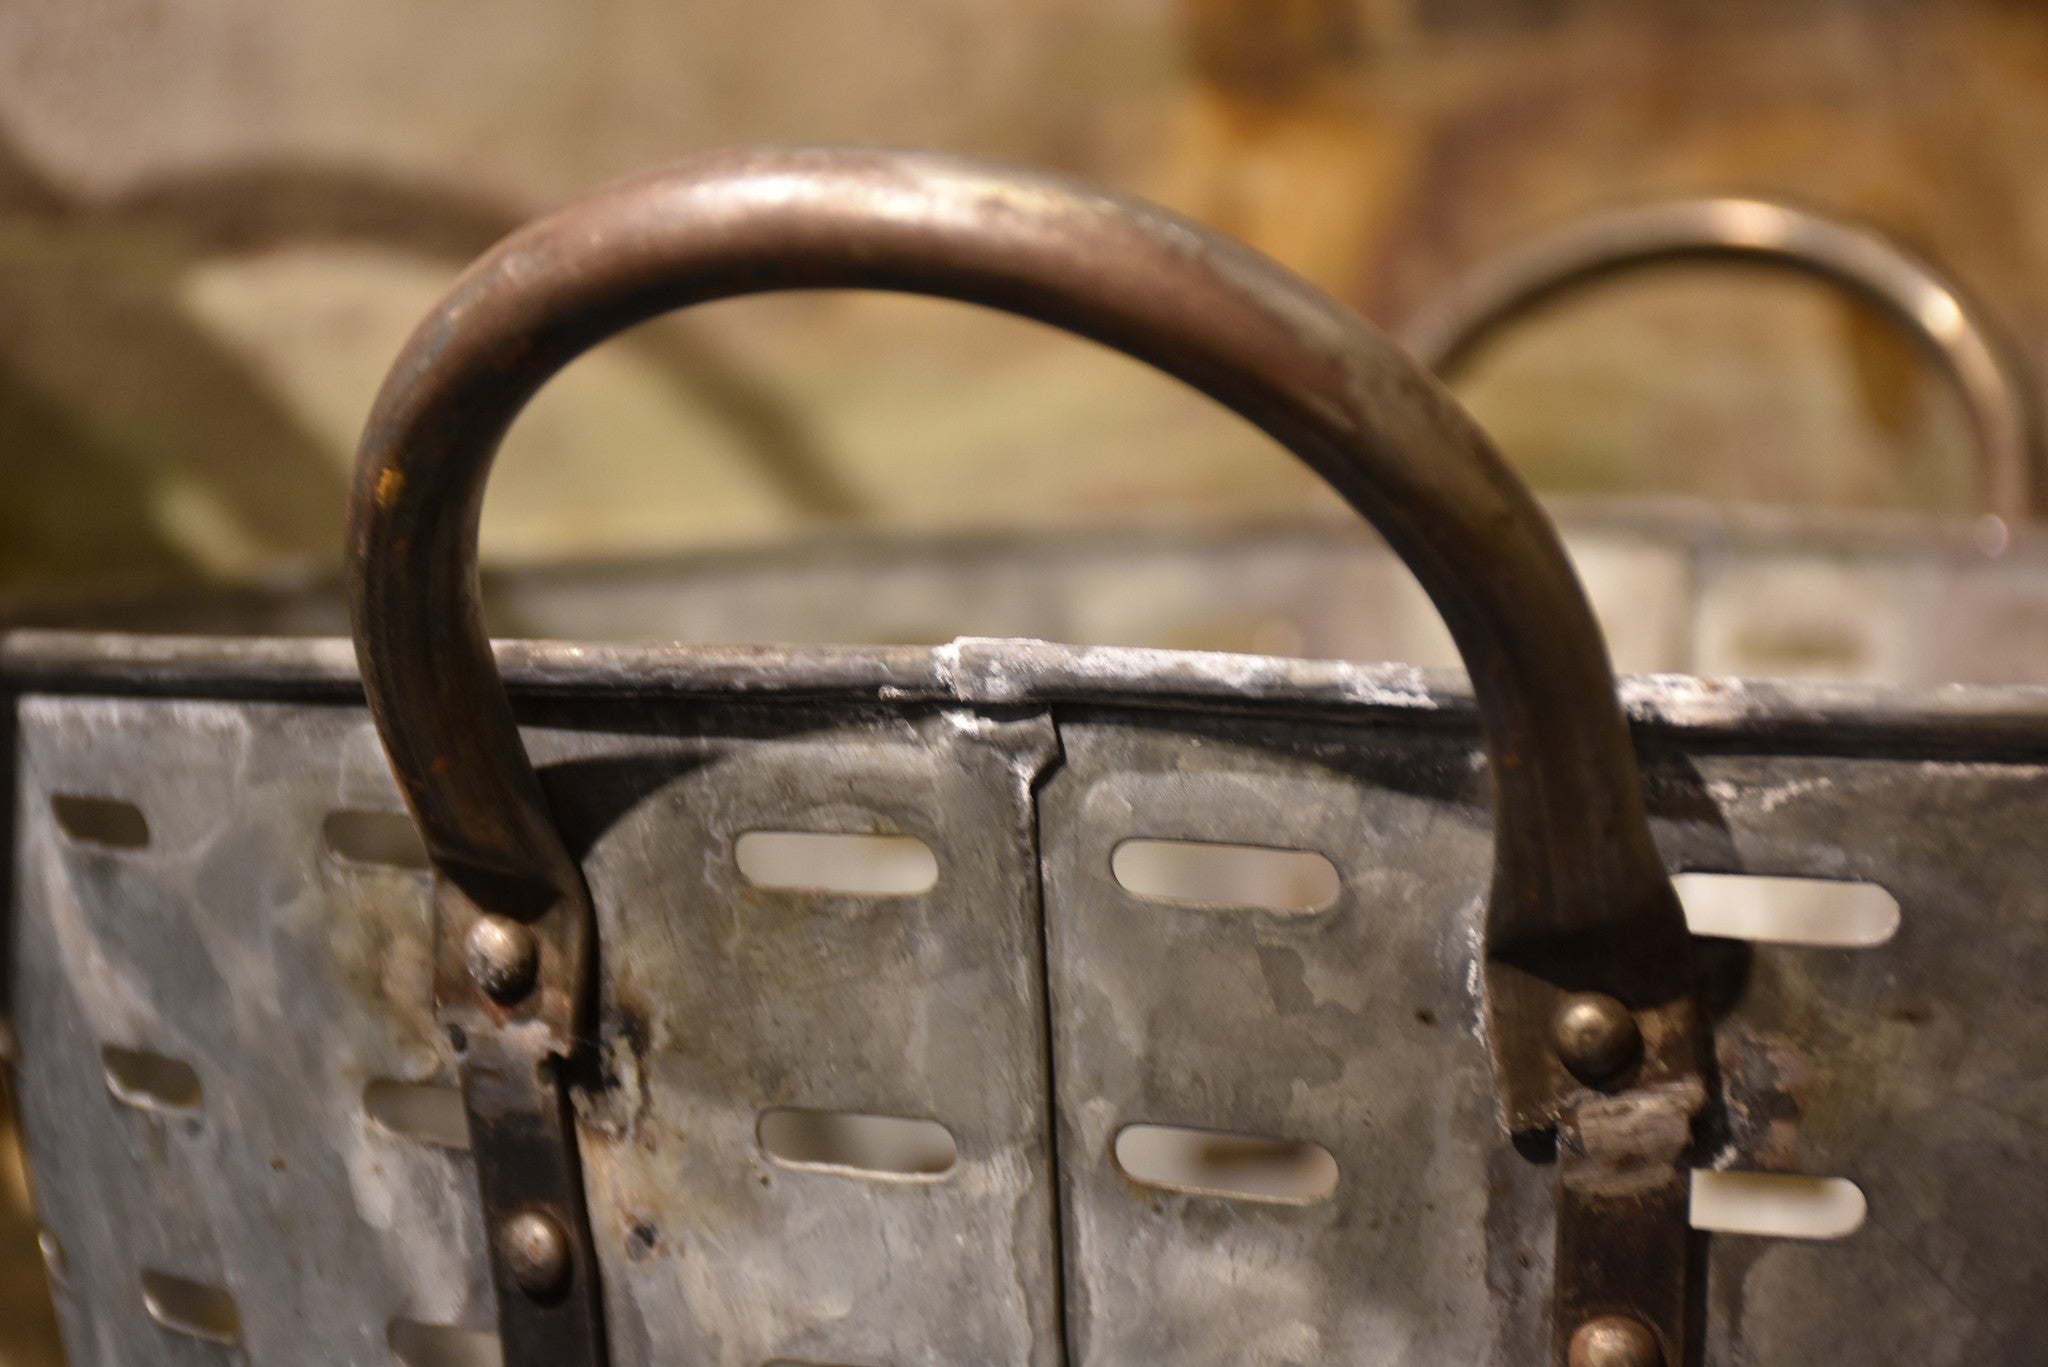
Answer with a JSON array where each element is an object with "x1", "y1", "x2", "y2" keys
[
  {"x1": 497, "y1": 1209, "x2": 571, "y2": 1298},
  {"x1": 1568, "y1": 1314, "x2": 1663, "y2": 1367},
  {"x1": 1552, "y1": 991, "x2": 1641, "y2": 1081},
  {"x1": 465, "y1": 915, "x2": 539, "y2": 1003}
]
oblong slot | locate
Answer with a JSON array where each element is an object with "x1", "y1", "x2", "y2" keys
[
  {"x1": 758, "y1": 1109, "x2": 958, "y2": 1178},
  {"x1": 364, "y1": 1080, "x2": 470, "y2": 1150},
  {"x1": 1690, "y1": 1171, "x2": 1866, "y2": 1240},
  {"x1": 102, "y1": 1045, "x2": 202, "y2": 1112},
  {"x1": 735, "y1": 831, "x2": 937, "y2": 896},
  {"x1": 1111, "y1": 839, "x2": 1340, "y2": 913},
  {"x1": 323, "y1": 809, "x2": 429, "y2": 871},
  {"x1": 51, "y1": 794, "x2": 149, "y2": 850},
  {"x1": 1114, "y1": 1124, "x2": 1339, "y2": 1204},
  {"x1": 141, "y1": 1270, "x2": 240, "y2": 1344},
  {"x1": 389, "y1": 1319, "x2": 504, "y2": 1367},
  {"x1": 1674, "y1": 873, "x2": 1898, "y2": 947}
]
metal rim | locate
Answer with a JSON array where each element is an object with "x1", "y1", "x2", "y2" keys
[{"x1": 1399, "y1": 197, "x2": 2044, "y2": 522}]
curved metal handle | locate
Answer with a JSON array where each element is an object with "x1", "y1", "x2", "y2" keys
[
  {"x1": 349, "y1": 145, "x2": 1690, "y2": 1104},
  {"x1": 1401, "y1": 198, "x2": 2044, "y2": 521},
  {"x1": 349, "y1": 147, "x2": 1701, "y2": 1367}
]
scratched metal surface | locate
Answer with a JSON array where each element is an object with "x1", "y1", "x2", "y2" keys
[
  {"x1": 1044, "y1": 702, "x2": 2048, "y2": 1365},
  {"x1": 1041, "y1": 712, "x2": 1551, "y2": 1365},
  {"x1": 6, "y1": 696, "x2": 492, "y2": 1365},
  {"x1": 5, "y1": 637, "x2": 2047, "y2": 1363},
  {"x1": 1647, "y1": 749, "x2": 2048, "y2": 1365},
  {"x1": 524, "y1": 703, "x2": 1066, "y2": 1366}
]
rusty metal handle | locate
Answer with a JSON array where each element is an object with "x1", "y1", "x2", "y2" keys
[
  {"x1": 346, "y1": 149, "x2": 1700, "y2": 1366},
  {"x1": 349, "y1": 144, "x2": 1691, "y2": 1108},
  {"x1": 1401, "y1": 197, "x2": 2044, "y2": 522}
]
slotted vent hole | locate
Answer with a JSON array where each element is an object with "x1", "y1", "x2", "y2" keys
[
  {"x1": 51, "y1": 794, "x2": 149, "y2": 849},
  {"x1": 1114, "y1": 1124, "x2": 1339, "y2": 1204},
  {"x1": 389, "y1": 1319, "x2": 503, "y2": 1367},
  {"x1": 141, "y1": 1270, "x2": 240, "y2": 1344},
  {"x1": 758, "y1": 1109, "x2": 958, "y2": 1178},
  {"x1": 102, "y1": 1045, "x2": 202, "y2": 1112},
  {"x1": 735, "y1": 831, "x2": 937, "y2": 896},
  {"x1": 324, "y1": 809, "x2": 430, "y2": 870},
  {"x1": 364, "y1": 1081, "x2": 470, "y2": 1150},
  {"x1": 1690, "y1": 1171, "x2": 1866, "y2": 1240},
  {"x1": 1674, "y1": 873, "x2": 1898, "y2": 946},
  {"x1": 1111, "y1": 839, "x2": 1340, "y2": 912}
]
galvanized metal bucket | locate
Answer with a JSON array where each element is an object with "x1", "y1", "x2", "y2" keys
[{"x1": 5, "y1": 149, "x2": 2044, "y2": 1367}]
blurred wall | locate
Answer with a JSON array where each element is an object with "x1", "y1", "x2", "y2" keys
[{"x1": 0, "y1": 0, "x2": 2044, "y2": 601}]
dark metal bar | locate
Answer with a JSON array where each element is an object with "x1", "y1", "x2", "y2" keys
[{"x1": 1549, "y1": 1023, "x2": 1709, "y2": 1367}]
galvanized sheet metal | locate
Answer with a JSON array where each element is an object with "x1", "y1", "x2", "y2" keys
[
  {"x1": 1041, "y1": 713, "x2": 1547, "y2": 1364},
  {"x1": 6, "y1": 641, "x2": 2047, "y2": 1363},
  {"x1": 539, "y1": 705, "x2": 1065, "y2": 1366},
  {"x1": 8, "y1": 696, "x2": 491, "y2": 1364},
  {"x1": 1652, "y1": 750, "x2": 2048, "y2": 1365}
]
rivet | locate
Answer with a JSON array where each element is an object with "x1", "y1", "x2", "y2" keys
[
  {"x1": 465, "y1": 915, "x2": 539, "y2": 1003},
  {"x1": 496, "y1": 1209, "x2": 571, "y2": 1298},
  {"x1": 1568, "y1": 1314, "x2": 1662, "y2": 1367},
  {"x1": 1552, "y1": 991, "x2": 1641, "y2": 1081}
]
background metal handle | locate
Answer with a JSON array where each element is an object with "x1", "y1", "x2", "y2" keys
[
  {"x1": 348, "y1": 146, "x2": 1689, "y2": 1125},
  {"x1": 1400, "y1": 197, "x2": 2044, "y2": 522}
]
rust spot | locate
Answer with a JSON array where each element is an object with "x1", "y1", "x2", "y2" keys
[
  {"x1": 324, "y1": 852, "x2": 441, "y2": 1058},
  {"x1": 1714, "y1": 1029, "x2": 1814, "y2": 1171},
  {"x1": 374, "y1": 467, "x2": 405, "y2": 510},
  {"x1": 1563, "y1": 1080, "x2": 1706, "y2": 1200}
]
